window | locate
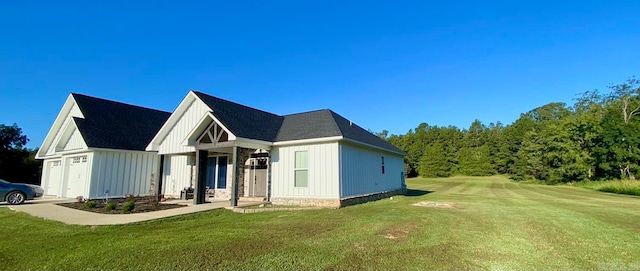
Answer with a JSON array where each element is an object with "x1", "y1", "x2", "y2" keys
[
  {"x1": 217, "y1": 156, "x2": 228, "y2": 189},
  {"x1": 205, "y1": 156, "x2": 228, "y2": 189},
  {"x1": 294, "y1": 151, "x2": 308, "y2": 187},
  {"x1": 381, "y1": 156, "x2": 385, "y2": 174},
  {"x1": 72, "y1": 156, "x2": 87, "y2": 164}
]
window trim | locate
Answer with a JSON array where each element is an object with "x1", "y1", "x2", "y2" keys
[{"x1": 294, "y1": 150, "x2": 308, "y2": 188}]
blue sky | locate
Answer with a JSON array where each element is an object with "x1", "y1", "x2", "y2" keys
[{"x1": 1, "y1": 1, "x2": 639, "y2": 148}]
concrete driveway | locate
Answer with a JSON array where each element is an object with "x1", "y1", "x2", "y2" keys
[
  {"x1": 4, "y1": 199, "x2": 263, "y2": 226},
  {"x1": 0, "y1": 196, "x2": 74, "y2": 207}
]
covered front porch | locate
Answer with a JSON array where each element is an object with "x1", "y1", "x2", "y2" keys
[{"x1": 187, "y1": 118, "x2": 272, "y2": 206}]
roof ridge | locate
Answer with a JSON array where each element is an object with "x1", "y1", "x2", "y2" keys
[
  {"x1": 326, "y1": 110, "x2": 346, "y2": 137},
  {"x1": 282, "y1": 109, "x2": 331, "y2": 117},
  {"x1": 191, "y1": 91, "x2": 282, "y2": 118},
  {"x1": 71, "y1": 93, "x2": 171, "y2": 114}
]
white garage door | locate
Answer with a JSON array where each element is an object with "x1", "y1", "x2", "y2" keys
[
  {"x1": 64, "y1": 155, "x2": 88, "y2": 198},
  {"x1": 45, "y1": 160, "x2": 62, "y2": 196}
]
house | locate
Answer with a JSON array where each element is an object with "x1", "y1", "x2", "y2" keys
[
  {"x1": 38, "y1": 91, "x2": 406, "y2": 207},
  {"x1": 146, "y1": 91, "x2": 406, "y2": 207},
  {"x1": 36, "y1": 93, "x2": 170, "y2": 199}
]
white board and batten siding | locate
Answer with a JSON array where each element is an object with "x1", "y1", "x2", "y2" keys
[
  {"x1": 339, "y1": 142, "x2": 404, "y2": 198},
  {"x1": 88, "y1": 150, "x2": 159, "y2": 199},
  {"x1": 157, "y1": 98, "x2": 210, "y2": 155},
  {"x1": 271, "y1": 142, "x2": 340, "y2": 199},
  {"x1": 60, "y1": 128, "x2": 85, "y2": 151},
  {"x1": 161, "y1": 154, "x2": 194, "y2": 197},
  {"x1": 45, "y1": 102, "x2": 83, "y2": 155}
]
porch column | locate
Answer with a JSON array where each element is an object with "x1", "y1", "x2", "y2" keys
[
  {"x1": 157, "y1": 155, "x2": 165, "y2": 199},
  {"x1": 231, "y1": 146, "x2": 240, "y2": 207},
  {"x1": 194, "y1": 150, "x2": 208, "y2": 205}
]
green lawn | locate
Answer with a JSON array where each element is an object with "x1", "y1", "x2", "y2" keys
[{"x1": 1, "y1": 176, "x2": 639, "y2": 270}]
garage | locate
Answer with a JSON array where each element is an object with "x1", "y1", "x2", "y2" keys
[
  {"x1": 44, "y1": 160, "x2": 62, "y2": 196},
  {"x1": 36, "y1": 93, "x2": 169, "y2": 199},
  {"x1": 64, "y1": 155, "x2": 88, "y2": 198}
]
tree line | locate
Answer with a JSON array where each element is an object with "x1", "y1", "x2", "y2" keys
[
  {"x1": 0, "y1": 123, "x2": 41, "y2": 184},
  {"x1": 383, "y1": 77, "x2": 640, "y2": 183}
]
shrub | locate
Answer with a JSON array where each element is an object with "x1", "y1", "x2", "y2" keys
[
  {"x1": 105, "y1": 202, "x2": 117, "y2": 211},
  {"x1": 84, "y1": 201, "x2": 97, "y2": 209},
  {"x1": 122, "y1": 201, "x2": 135, "y2": 213},
  {"x1": 124, "y1": 194, "x2": 136, "y2": 203},
  {"x1": 598, "y1": 181, "x2": 640, "y2": 196}
]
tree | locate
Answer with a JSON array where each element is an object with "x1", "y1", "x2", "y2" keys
[
  {"x1": 379, "y1": 75, "x2": 640, "y2": 183},
  {"x1": 458, "y1": 120, "x2": 494, "y2": 176},
  {"x1": 0, "y1": 123, "x2": 42, "y2": 184},
  {"x1": 0, "y1": 123, "x2": 28, "y2": 151},
  {"x1": 418, "y1": 142, "x2": 450, "y2": 177}
]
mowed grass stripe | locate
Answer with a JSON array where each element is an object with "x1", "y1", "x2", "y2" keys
[
  {"x1": 1, "y1": 176, "x2": 639, "y2": 270},
  {"x1": 521, "y1": 184, "x2": 636, "y2": 208}
]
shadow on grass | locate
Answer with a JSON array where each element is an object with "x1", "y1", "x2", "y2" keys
[{"x1": 405, "y1": 189, "x2": 433, "y2": 197}]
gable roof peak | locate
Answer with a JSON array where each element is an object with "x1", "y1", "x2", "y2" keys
[
  {"x1": 191, "y1": 90, "x2": 281, "y2": 118},
  {"x1": 282, "y1": 109, "x2": 333, "y2": 117},
  {"x1": 191, "y1": 90, "x2": 283, "y2": 142},
  {"x1": 71, "y1": 93, "x2": 170, "y2": 115}
]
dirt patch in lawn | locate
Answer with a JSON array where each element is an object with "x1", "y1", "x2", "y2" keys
[
  {"x1": 382, "y1": 223, "x2": 417, "y2": 241},
  {"x1": 412, "y1": 201, "x2": 456, "y2": 208},
  {"x1": 58, "y1": 196, "x2": 186, "y2": 214}
]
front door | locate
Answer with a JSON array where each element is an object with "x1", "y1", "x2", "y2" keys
[{"x1": 248, "y1": 158, "x2": 267, "y2": 197}]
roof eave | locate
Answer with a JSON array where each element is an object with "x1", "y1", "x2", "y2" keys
[
  {"x1": 273, "y1": 136, "x2": 343, "y2": 147},
  {"x1": 36, "y1": 94, "x2": 83, "y2": 159},
  {"x1": 145, "y1": 91, "x2": 199, "y2": 151},
  {"x1": 340, "y1": 137, "x2": 407, "y2": 156}
]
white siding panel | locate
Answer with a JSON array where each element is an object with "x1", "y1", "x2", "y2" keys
[
  {"x1": 61, "y1": 128, "x2": 85, "y2": 151},
  {"x1": 162, "y1": 154, "x2": 194, "y2": 197},
  {"x1": 271, "y1": 142, "x2": 340, "y2": 199},
  {"x1": 158, "y1": 99, "x2": 210, "y2": 155},
  {"x1": 46, "y1": 103, "x2": 83, "y2": 155},
  {"x1": 340, "y1": 143, "x2": 404, "y2": 198},
  {"x1": 88, "y1": 151, "x2": 159, "y2": 199}
]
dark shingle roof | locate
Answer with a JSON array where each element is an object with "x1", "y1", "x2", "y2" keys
[
  {"x1": 72, "y1": 93, "x2": 171, "y2": 151},
  {"x1": 193, "y1": 91, "x2": 284, "y2": 142},
  {"x1": 275, "y1": 110, "x2": 404, "y2": 154},
  {"x1": 328, "y1": 110, "x2": 405, "y2": 154},
  {"x1": 275, "y1": 110, "x2": 342, "y2": 141},
  {"x1": 190, "y1": 92, "x2": 403, "y2": 154}
]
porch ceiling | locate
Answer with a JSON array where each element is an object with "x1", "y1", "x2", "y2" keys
[{"x1": 196, "y1": 139, "x2": 272, "y2": 151}]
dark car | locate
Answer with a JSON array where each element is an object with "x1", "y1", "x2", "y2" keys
[{"x1": 0, "y1": 179, "x2": 44, "y2": 205}]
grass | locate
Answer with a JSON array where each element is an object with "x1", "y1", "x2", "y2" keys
[
  {"x1": 568, "y1": 179, "x2": 640, "y2": 196},
  {"x1": 1, "y1": 175, "x2": 639, "y2": 270}
]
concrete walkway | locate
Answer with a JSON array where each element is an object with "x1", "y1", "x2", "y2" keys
[{"x1": 7, "y1": 200, "x2": 263, "y2": 226}]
